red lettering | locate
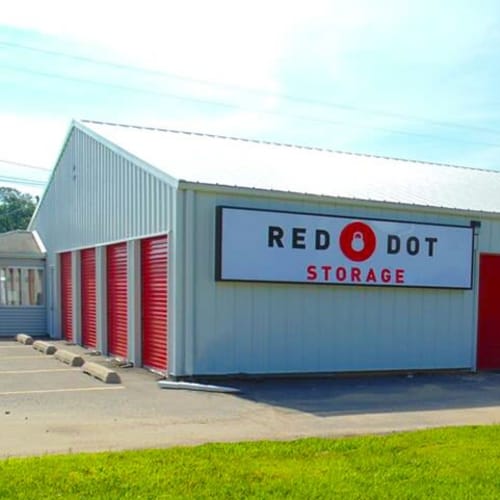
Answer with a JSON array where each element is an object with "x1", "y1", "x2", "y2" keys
[
  {"x1": 307, "y1": 265, "x2": 317, "y2": 281},
  {"x1": 321, "y1": 265, "x2": 332, "y2": 280},
  {"x1": 336, "y1": 266, "x2": 346, "y2": 282},
  {"x1": 396, "y1": 268, "x2": 405, "y2": 284},
  {"x1": 309, "y1": 266, "x2": 404, "y2": 285},
  {"x1": 351, "y1": 267, "x2": 361, "y2": 282},
  {"x1": 381, "y1": 268, "x2": 391, "y2": 283},
  {"x1": 366, "y1": 268, "x2": 377, "y2": 283}
]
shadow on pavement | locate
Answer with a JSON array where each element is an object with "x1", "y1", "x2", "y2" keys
[{"x1": 229, "y1": 372, "x2": 500, "y2": 417}]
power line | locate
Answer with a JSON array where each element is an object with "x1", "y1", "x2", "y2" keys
[
  {"x1": 4, "y1": 63, "x2": 500, "y2": 150},
  {"x1": 0, "y1": 175, "x2": 46, "y2": 187},
  {"x1": 0, "y1": 159, "x2": 50, "y2": 171},
  {"x1": 1, "y1": 39, "x2": 499, "y2": 136}
]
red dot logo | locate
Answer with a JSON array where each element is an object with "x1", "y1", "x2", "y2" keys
[{"x1": 339, "y1": 222, "x2": 377, "y2": 262}]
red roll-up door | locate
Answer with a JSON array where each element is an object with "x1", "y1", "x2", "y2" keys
[
  {"x1": 81, "y1": 248, "x2": 97, "y2": 349},
  {"x1": 107, "y1": 243, "x2": 128, "y2": 358},
  {"x1": 141, "y1": 235, "x2": 168, "y2": 371},
  {"x1": 60, "y1": 252, "x2": 73, "y2": 341},
  {"x1": 477, "y1": 254, "x2": 500, "y2": 369}
]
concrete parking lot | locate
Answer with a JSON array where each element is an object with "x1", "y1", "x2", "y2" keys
[{"x1": 3, "y1": 337, "x2": 500, "y2": 458}]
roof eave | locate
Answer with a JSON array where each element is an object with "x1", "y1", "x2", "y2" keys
[
  {"x1": 0, "y1": 252, "x2": 46, "y2": 260},
  {"x1": 178, "y1": 180, "x2": 496, "y2": 220}
]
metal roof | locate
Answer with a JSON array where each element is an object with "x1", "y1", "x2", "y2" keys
[
  {"x1": 0, "y1": 230, "x2": 45, "y2": 257},
  {"x1": 78, "y1": 120, "x2": 500, "y2": 214}
]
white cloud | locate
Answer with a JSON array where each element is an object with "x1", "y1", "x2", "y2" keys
[
  {"x1": 0, "y1": 114, "x2": 68, "y2": 196},
  {"x1": 0, "y1": 113, "x2": 68, "y2": 168},
  {"x1": 1, "y1": 0, "x2": 324, "y2": 91}
]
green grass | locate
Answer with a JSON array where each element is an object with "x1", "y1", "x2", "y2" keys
[{"x1": 2, "y1": 425, "x2": 500, "y2": 499}]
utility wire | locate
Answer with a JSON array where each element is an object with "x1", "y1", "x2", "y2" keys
[
  {"x1": 0, "y1": 175, "x2": 46, "y2": 187},
  {"x1": 0, "y1": 160, "x2": 50, "y2": 188},
  {"x1": 3, "y1": 63, "x2": 500, "y2": 150},
  {"x1": 1, "y1": 39, "x2": 499, "y2": 136},
  {"x1": 0, "y1": 159, "x2": 50, "y2": 171}
]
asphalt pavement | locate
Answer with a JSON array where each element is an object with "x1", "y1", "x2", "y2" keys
[{"x1": 2, "y1": 338, "x2": 500, "y2": 458}]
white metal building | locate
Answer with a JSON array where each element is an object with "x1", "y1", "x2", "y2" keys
[{"x1": 28, "y1": 119, "x2": 500, "y2": 377}]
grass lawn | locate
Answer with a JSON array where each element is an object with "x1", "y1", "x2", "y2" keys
[{"x1": 2, "y1": 425, "x2": 500, "y2": 499}]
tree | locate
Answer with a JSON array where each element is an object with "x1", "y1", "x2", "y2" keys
[{"x1": 0, "y1": 187, "x2": 38, "y2": 233}]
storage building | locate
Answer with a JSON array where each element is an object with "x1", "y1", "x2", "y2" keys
[
  {"x1": 26, "y1": 119, "x2": 500, "y2": 376},
  {"x1": 0, "y1": 230, "x2": 46, "y2": 336}
]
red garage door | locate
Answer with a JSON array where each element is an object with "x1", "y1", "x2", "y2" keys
[
  {"x1": 141, "y1": 235, "x2": 168, "y2": 371},
  {"x1": 477, "y1": 254, "x2": 500, "y2": 369},
  {"x1": 81, "y1": 248, "x2": 97, "y2": 349},
  {"x1": 60, "y1": 252, "x2": 73, "y2": 341},
  {"x1": 107, "y1": 243, "x2": 128, "y2": 358}
]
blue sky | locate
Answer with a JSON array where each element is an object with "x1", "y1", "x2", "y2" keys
[{"x1": 1, "y1": 0, "x2": 500, "y2": 196}]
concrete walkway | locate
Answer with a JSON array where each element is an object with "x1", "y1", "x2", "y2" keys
[{"x1": 2, "y1": 338, "x2": 500, "y2": 458}]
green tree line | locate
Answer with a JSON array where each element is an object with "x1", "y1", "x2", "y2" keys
[{"x1": 0, "y1": 187, "x2": 38, "y2": 233}]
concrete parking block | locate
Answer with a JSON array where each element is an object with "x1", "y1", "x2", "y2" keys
[
  {"x1": 32, "y1": 340, "x2": 57, "y2": 355},
  {"x1": 54, "y1": 349, "x2": 85, "y2": 367},
  {"x1": 16, "y1": 333, "x2": 33, "y2": 345},
  {"x1": 82, "y1": 361, "x2": 121, "y2": 384}
]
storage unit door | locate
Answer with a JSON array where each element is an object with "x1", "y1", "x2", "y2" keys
[
  {"x1": 141, "y1": 235, "x2": 168, "y2": 371},
  {"x1": 81, "y1": 248, "x2": 97, "y2": 348},
  {"x1": 106, "y1": 243, "x2": 128, "y2": 358},
  {"x1": 60, "y1": 252, "x2": 73, "y2": 341},
  {"x1": 477, "y1": 254, "x2": 500, "y2": 369}
]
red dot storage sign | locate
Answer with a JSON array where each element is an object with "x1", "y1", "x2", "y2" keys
[{"x1": 215, "y1": 207, "x2": 474, "y2": 289}]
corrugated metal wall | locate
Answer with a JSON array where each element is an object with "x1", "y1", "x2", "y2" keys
[
  {"x1": 178, "y1": 188, "x2": 484, "y2": 376},
  {"x1": 476, "y1": 220, "x2": 500, "y2": 253},
  {"x1": 32, "y1": 128, "x2": 176, "y2": 252},
  {"x1": 30, "y1": 127, "x2": 176, "y2": 338},
  {"x1": 0, "y1": 307, "x2": 47, "y2": 336},
  {"x1": 0, "y1": 257, "x2": 46, "y2": 337}
]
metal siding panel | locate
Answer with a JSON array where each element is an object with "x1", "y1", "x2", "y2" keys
[
  {"x1": 81, "y1": 248, "x2": 97, "y2": 348},
  {"x1": 127, "y1": 240, "x2": 141, "y2": 366},
  {"x1": 168, "y1": 191, "x2": 182, "y2": 377},
  {"x1": 477, "y1": 220, "x2": 500, "y2": 254},
  {"x1": 72, "y1": 251, "x2": 82, "y2": 346},
  {"x1": 95, "y1": 246, "x2": 107, "y2": 354},
  {"x1": 151, "y1": 176, "x2": 157, "y2": 235},
  {"x1": 119, "y1": 160, "x2": 125, "y2": 238},
  {"x1": 141, "y1": 235, "x2": 168, "y2": 370},
  {"x1": 30, "y1": 129, "x2": 176, "y2": 339},
  {"x1": 190, "y1": 191, "x2": 476, "y2": 375},
  {"x1": 183, "y1": 190, "x2": 195, "y2": 374},
  {"x1": 0, "y1": 307, "x2": 47, "y2": 336},
  {"x1": 106, "y1": 243, "x2": 128, "y2": 358},
  {"x1": 147, "y1": 174, "x2": 153, "y2": 235},
  {"x1": 110, "y1": 153, "x2": 117, "y2": 241},
  {"x1": 60, "y1": 252, "x2": 73, "y2": 341},
  {"x1": 132, "y1": 166, "x2": 139, "y2": 236}
]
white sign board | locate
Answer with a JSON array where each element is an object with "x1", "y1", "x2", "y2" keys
[{"x1": 216, "y1": 207, "x2": 474, "y2": 289}]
